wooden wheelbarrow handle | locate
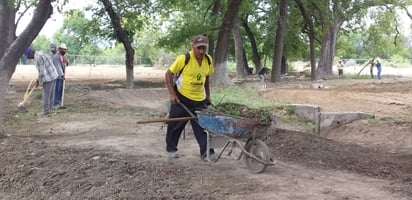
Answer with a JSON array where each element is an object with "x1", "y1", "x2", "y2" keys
[{"x1": 136, "y1": 117, "x2": 196, "y2": 124}]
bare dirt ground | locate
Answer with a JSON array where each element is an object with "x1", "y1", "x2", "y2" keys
[{"x1": 1, "y1": 65, "x2": 412, "y2": 200}]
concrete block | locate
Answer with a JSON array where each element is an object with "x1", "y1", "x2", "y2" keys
[
  {"x1": 318, "y1": 112, "x2": 375, "y2": 132},
  {"x1": 286, "y1": 104, "x2": 375, "y2": 134},
  {"x1": 288, "y1": 104, "x2": 322, "y2": 122}
]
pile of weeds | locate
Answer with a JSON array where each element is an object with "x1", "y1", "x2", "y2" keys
[{"x1": 206, "y1": 102, "x2": 272, "y2": 123}]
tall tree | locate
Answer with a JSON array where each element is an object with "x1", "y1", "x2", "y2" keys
[
  {"x1": 0, "y1": 0, "x2": 54, "y2": 134},
  {"x1": 100, "y1": 0, "x2": 135, "y2": 88},
  {"x1": 291, "y1": 1, "x2": 368, "y2": 78},
  {"x1": 0, "y1": 1, "x2": 16, "y2": 60},
  {"x1": 85, "y1": 0, "x2": 152, "y2": 88},
  {"x1": 241, "y1": 16, "x2": 261, "y2": 72},
  {"x1": 211, "y1": 0, "x2": 243, "y2": 86},
  {"x1": 239, "y1": 0, "x2": 275, "y2": 73},
  {"x1": 295, "y1": 0, "x2": 318, "y2": 80},
  {"x1": 208, "y1": 0, "x2": 222, "y2": 57},
  {"x1": 232, "y1": 15, "x2": 247, "y2": 78},
  {"x1": 271, "y1": 0, "x2": 289, "y2": 82}
]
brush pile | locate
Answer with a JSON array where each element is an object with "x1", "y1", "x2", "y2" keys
[{"x1": 205, "y1": 102, "x2": 272, "y2": 124}]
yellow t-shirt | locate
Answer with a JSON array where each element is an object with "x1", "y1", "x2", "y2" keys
[{"x1": 169, "y1": 51, "x2": 214, "y2": 101}]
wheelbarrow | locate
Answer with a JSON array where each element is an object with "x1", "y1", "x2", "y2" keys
[
  {"x1": 195, "y1": 111, "x2": 275, "y2": 174},
  {"x1": 136, "y1": 102, "x2": 275, "y2": 174}
]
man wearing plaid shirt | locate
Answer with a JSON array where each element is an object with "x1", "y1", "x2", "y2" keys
[{"x1": 25, "y1": 47, "x2": 59, "y2": 117}]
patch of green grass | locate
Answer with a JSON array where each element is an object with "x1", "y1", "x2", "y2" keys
[
  {"x1": 211, "y1": 86, "x2": 278, "y2": 108},
  {"x1": 380, "y1": 116, "x2": 412, "y2": 125},
  {"x1": 345, "y1": 74, "x2": 371, "y2": 79},
  {"x1": 13, "y1": 111, "x2": 39, "y2": 127},
  {"x1": 274, "y1": 105, "x2": 316, "y2": 132},
  {"x1": 362, "y1": 116, "x2": 379, "y2": 124},
  {"x1": 34, "y1": 93, "x2": 42, "y2": 100},
  {"x1": 278, "y1": 112, "x2": 316, "y2": 132},
  {"x1": 64, "y1": 102, "x2": 109, "y2": 113}
]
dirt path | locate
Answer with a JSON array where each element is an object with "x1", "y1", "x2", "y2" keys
[{"x1": 1, "y1": 66, "x2": 412, "y2": 199}]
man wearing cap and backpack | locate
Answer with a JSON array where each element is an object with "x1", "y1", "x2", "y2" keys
[{"x1": 164, "y1": 35, "x2": 216, "y2": 161}]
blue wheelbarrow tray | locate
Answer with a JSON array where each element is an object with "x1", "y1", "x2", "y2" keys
[{"x1": 195, "y1": 111, "x2": 271, "y2": 140}]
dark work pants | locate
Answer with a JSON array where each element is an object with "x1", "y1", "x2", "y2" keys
[
  {"x1": 54, "y1": 78, "x2": 64, "y2": 106},
  {"x1": 165, "y1": 91, "x2": 214, "y2": 156}
]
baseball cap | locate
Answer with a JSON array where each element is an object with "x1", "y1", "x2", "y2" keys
[
  {"x1": 24, "y1": 47, "x2": 33, "y2": 58},
  {"x1": 192, "y1": 35, "x2": 208, "y2": 48},
  {"x1": 50, "y1": 43, "x2": 57, "y2": 50}
]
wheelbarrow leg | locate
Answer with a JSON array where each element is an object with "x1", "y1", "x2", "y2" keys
[
  {"x1": 205, "y1": 130, "x2": 226, "y2": 162},
  {"x1": 223, "y1": 140, "x2": 243, "y2": 160},
  {"x1": 205, "y1": 130, "x2": 210, "y2": 160},
  {"x1": 212, "y1": 139, "x2": 233, "y2": 162},
  {"x1": 205, "y1": 133, "x2": 233, "y2": 162}
]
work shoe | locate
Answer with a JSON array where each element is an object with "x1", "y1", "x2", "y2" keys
[
  {"x1": 166, "y1": 151, "x2": 179, "y2": 159},
  {"x1": 201, "y1": 153, "x2": 218, "y2": 161}
]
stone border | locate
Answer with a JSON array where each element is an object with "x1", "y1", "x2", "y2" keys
[{"x1": 287, "y1": 104, "x2": 375, "y2": 134}]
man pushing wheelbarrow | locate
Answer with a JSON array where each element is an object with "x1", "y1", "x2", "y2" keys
[
  {"x1": 164, "y1": 35, "x2": 216, "y2": 161},
  {"x1": 137, "y1": 35, "x2": 275, "y2": 173}
]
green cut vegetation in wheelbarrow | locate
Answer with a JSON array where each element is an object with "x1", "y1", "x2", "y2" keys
[{"x1": 204, "y1": 102, "x2": 272, "y2": 123}]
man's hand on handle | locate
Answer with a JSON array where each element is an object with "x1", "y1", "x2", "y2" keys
[
  {"x1": 206, "y1": 98, "x2": 212, "y2": 107},
  {"x1": 169, "y1": 93, "x2": 179, "y2": 104}
]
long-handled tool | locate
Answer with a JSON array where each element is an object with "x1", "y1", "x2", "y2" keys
[
  {"x1": 58, "y1": 79, "x2": 66, "y2": 109},
  {"x1": 18, "y1": 80, "x2": 36, "y2": 112},
  {"x1": 23, "y1": 80, "x2": 34, "y2": 99},
  {"x1": 136, "y1": 116, "x2": 196, "y2": 124},
  {"x1": 357, "y1": 62, "x2": 370, "y2": 76}
]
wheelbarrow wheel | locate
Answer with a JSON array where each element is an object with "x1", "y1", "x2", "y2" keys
[{"x1": 243, "y1": 139, "x2": 271, "y2": 174}]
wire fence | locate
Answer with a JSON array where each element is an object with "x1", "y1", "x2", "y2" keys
[
  {"x1": 19, "y1": 54, "x2": 411, "y2": 69},
  {"x1": 20, "y1": 55, "x2": 153, "y2": 67}
]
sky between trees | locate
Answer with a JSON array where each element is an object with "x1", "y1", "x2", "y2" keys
[{"x1": 16, "y1": 0, "x2": 92, "y2": 37}]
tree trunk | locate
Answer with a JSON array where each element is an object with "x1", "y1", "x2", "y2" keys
[
  {"x1": 208, "y1": 0, "x2": 222, "y2": 57},
  {"x1": 0, "y1": 1, "x2": 16, "y2": 61},
  {"x1": 101, "y1": 0, "x2": 135, "y2": 88},
  {"x1": 317, "y1": 23, "x2": 342, "y2": 79},
  {"x1": 271, "y1": 0, "x2": 289, "y2": 82},
  {"x1": 281, "y1": 55, "x2": 288, "y2": 75},
  {"x1": 0, "y1": 76, "x2": 6, "y2": 136},
  {"x1": 295, "y1": 0, "x2": 318, "y2": 81},
  {"x1": 242, "y1": 47, "x2": 251, "y2": 75},
  {"x1": 232, "y1": 16, "x2": 246, "y2": 78},
  {"x1": 241, "y1": 17, "x2": 261, "y2": 72},
  {"x1": 211, "y1": 0, "x2": 243, "y2": 86},
  {"x1": 309, "y1": 33, "x2": 317, "y2": 80},
  {"x1": 0, "y1": 0, "x2": 53, "y2": 134}
]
